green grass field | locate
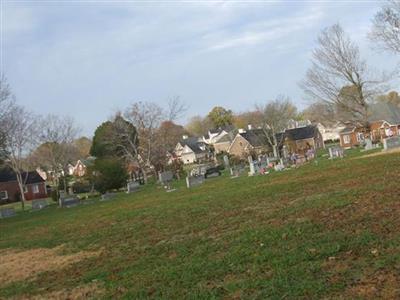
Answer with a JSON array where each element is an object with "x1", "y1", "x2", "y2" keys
[{"x1": 1, "y1": 149, "x2": 400, "y2": 299}]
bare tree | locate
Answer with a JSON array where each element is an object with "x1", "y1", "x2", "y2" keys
[
  {"x1": 1, "y1": 105, "x2": 39, "y2": 209},
  {"x1": 370, "y1": 0, "x2": 400, "y2": 54},
  {"x1": 110, "y1": 114, "x2": 143, "y2": 180},
  {"x1": 301, "y1": 24, "x2": 388, "y2": 128},
  {"x1": 124, "y1": 101, "x2": 164, "y2": 178},
  {"x1": 256, "y1": 96, "x2": 297, "y2": 158},
  {"x1": 167, "y1": 96, "x2": 188, "y2": 122},
  {"x1": 35, "y1": 115, "x2": 80, "y2": 195}
]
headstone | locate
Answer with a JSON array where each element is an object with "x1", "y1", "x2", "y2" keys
[
  {"x1": 100, "y1": 192, "x2": 116, "y2": 201},
  {"x1": 328, "y1": 146, "x2": 344, "y2": 159},
  {"x1": 364, "y1": 138, "x2": 373, "y2": 151},
  {"x1": 282, "y1": 146, "x2": 289, "y2": 159},
  {"x1": 274, "y1": 164, "x2": 285, "y2": 171},
  {"x1": 223, "y1": 155, "x2": 230, "y2": 168},
  {"x1": 60, "y1": 196, "x2": 80, "y2": 208},
  {"x1": 0, "y1": 207, "x2": 16, "y2": 218},
  {"x1": 248, "y1": 156, "x2": 255, "y2": 176},
  {"x1": 383, "y1": 136, "x2": 400, "y2": 151},
  {"x1": 230, "y1": 165, "x2": 245, "y2": 178},
  {"x1": 159, "y1": 171, "x2": 174, "y2": 184},
  {"x1": 159, "y1": 171, "x2": 175, "y2": 192},
  {"x1": 186, "y1": 175, "x2": 204, "y2": 188},
  {"x1": 32, "y1": 199, "x2": 48, "y2": 211},
  {"x1": 58, "y1": 191, "x2": 66, "y2": 207},
  {"x1": 127, "y1": 181, "x2": 140, "y2": 193}
]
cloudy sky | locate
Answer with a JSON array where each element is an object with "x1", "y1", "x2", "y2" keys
[{"x1": 3, "y1": 0, "x2": 397, "y2": 136}]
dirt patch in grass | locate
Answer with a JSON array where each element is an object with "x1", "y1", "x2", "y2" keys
[
  {"x1": 11, "y1": 282, "x2": 104, "y2": 300},
  {"x1": 0, "y1": 245, "x2": 101, "y2": 286},
  {"x1": 346, "y1": 270, "x2": 400, "y2": 299}
]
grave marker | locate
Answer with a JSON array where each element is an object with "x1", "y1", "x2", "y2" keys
[
  {"x1": 100, "y1": 192, "x2": 117, "y2": 201},
  {"x1": 0, "y1": 207, "x2": 16, "y2": 218},
  {"x1": 127, "y1": 181, "x2": 140, "y2": 193},
  {"x1": 159, "y1": 171, "x2": 175, "y2": 192},
  {"x1": 383, "y1": 136, "x2": 400, "y2": 151},
  {"x1": 60, "y1": 196, "x2": 80, "y2": 208},
  {"x1": 186, "y1": 175, "x2": 204, "y2": 188},
  {"x1": 32, "y1": 199, "x2": 48, "y2": 211}
]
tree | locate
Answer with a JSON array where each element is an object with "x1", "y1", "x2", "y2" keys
[
  {"x1": 35, "y1": 115, "x2": 80, "y2": 195},
  {"x1": 370, "y1": 0, "x2": 400, "y2": 54},
  {"x1": 185, "y1": 115, "x2": 212, "y2": 136},
  {"x1": 90, "y1": 158, "x2": 128, "y2": 194},
  {"x1": 0, "y1": 77, "x2": 15, "y2": 158},
  {"x1": 377, "y1": 90, "x2": 400, "y2": 107},
  {"x1": 166, "y1": 96, "x2": 188, "y2": 122},
  {"x1": 301, "y1": 102, "x2": 336, "y2": 125},
  {"x1": 1, "y1": 105, "x2": 39, "y2": 209},
  {"x1": 90, "y1": 121, "x2": 117, "y2": 158},
  {"x1": 233, "y1": 111, "x2": 263, "y2": 129},
  {"x1": 256, "y1": 96, "x2": 297, "y2": 158},
  {"x1": 207, "y1": 106, "x2": 233, "y2": 128},
  {"x1": 74, "y1": 137, "x2": 92, "y2": 158},
  {"x1": 153, "y1": 120, "x2": 187, "y2": 170},
  {"x1": 124, "y1": 101, "x2": 163, "y2": 170},
  {"x1": 301, "y1": 24, "x2": 388, "y2": 128}
]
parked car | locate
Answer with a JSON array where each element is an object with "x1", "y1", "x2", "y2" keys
[{"x1": 204, "y1": 167, "x2": 221, "y2": 179}]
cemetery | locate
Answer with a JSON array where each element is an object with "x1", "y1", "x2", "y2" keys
[{"x1": 1, "y1": 148, "x2": 400, "y2": 299}]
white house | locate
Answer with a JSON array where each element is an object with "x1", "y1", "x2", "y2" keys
[{"x1": 175, "y1": 136, "x2": 209, "y2": 164}]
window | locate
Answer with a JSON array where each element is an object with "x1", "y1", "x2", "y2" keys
[
  {"x1": 343, "y1": 135, "x2": 350, "y2": 144},
  {"x1": 23, "y1": 186, "x2": 28, "y2": 193},
  {"x1": 0, "y1": 191, "x2": 8, "y2": 200},
  {"x1": 32, "y1": 184, "x2": 39, "y2": 194},
  {"x1": 356, "y1": 133, "x2": 364, "y2": 142}
]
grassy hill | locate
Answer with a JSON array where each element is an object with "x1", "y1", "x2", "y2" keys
[{"x1": 1, "y1": 150, "x2": 400, "y2": 299}]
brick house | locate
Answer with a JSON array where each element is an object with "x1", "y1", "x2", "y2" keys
[
  {"x1": 339, "y1": 120, "x2": 400, "y2": 149},
  {"x1": 0, "y1": 168, "x2": 47, "y2": 203},
  {"x1": 228, "y1": 129, "x2": 271, "y2": 158},
  {"x1": 228, "y1": 125, "x2": 324, "y2": 158},
  {"x1": 284, "y1": 125, "x2": 325, "y2": 155}
]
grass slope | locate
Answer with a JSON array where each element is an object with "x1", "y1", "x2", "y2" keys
[{"x1": 1, "y1": 150, "x2": 400, "y2": 299}]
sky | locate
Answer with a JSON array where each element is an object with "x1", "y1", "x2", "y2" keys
[{"x1": 3, "y1": 0, "x2": 398, "y2": 137}]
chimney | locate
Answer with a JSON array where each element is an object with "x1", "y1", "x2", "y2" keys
[
  {"x1": 238, "y1": 128, "x2": 245, "y2": 134},
  {"x1": 248, "y1": 124, "x2": 252, "y2": 130},
  {"x1": 182, "y1": 135, "x2": 188, "y2": 140}
]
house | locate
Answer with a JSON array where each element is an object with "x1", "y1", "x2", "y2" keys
[
  {"x1": 202, "y1": 126, "x2": 236, "y2": 154},
  {"x1": 228, "y1": 129, "x2": 271, "y2": 158},
  {"x1": 340, "y1": 120, "x2": 400, "y2": 149},
  {"x1": 175, "y1": 136, "x2": 210, "y2": 165},
  {"x1": 284, "y1": 125, "x2": 325, "y2": 155},
  {"x1": 228, "y1": 125, "x2": 324, "y2": 158},
  {"x1": 72, "y1": 157, "x2": 95, "y2": 177},
  {"x1": 316, "y1": 122, "x2": 346, "y2": 142},
  {"x1": 370, "y1": 120, "x2": 400, "y2": 143},
  {"x1": 0, "y1": 168, "x2": 47, "y2": 203}
]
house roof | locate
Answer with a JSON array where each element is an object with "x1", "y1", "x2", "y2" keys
[
  {"x1": 209, "y1": 125, "x2": 235, "y2": 135},
  {"x1": 179, "y1": 137, "x2": 206, "y2": 154},
  {"x1": 79, "y1": 156, "x2": 95, "y2": 167},
  {"x1": 239, "y1": 129, "x2": 269, "y2": 147},
  {"x1": 285, "y1": 125, "x2": 319, "y2": 141},
  {"x1": 0, "y1": 168, "x2": 45, "y2": 184},
  {"x1": 369, "y1": 102, "x2": 400, "y2": 125},
  {"x1": 340, "y1": 126, "x2": 357, "y2": 134}
]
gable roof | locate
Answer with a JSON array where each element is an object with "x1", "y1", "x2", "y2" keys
[
  {"x1": 239, "y1": 129, "x2": 270, "y2": 147},
  {"x1": 0, "y1": 168, "x2": 45, "y2": 184},
  {"x1": 179, "y1": 137, "x2": 206, "y2": 154},
  {"x1": 340, "y1": 126, "x2": 357, "y2": 134},
  {"x1": 285, "y1": 125, "x2": 319, "y2": 141}
]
